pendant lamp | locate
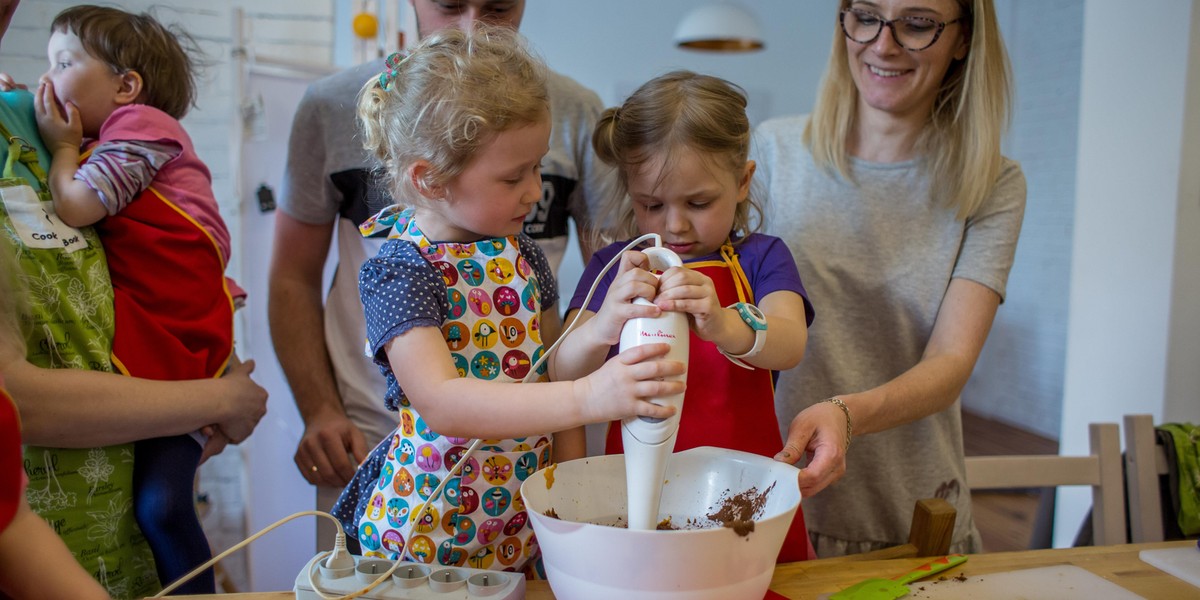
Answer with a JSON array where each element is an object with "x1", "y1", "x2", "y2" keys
[{"x1": 674, "y1": 2, "x2": 765, "y2": 52}]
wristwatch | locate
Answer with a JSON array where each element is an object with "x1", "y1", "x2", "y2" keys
[{"x1": 720, "y1": 301, "x2": 767, "y2": 369}]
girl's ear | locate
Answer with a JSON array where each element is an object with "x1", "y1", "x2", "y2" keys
[
  {"x1": 736, "y1": 160, "x2": 756, "y2": 204},
  {"x1": 115, "y1": 70, "x2": 143, "y2": 106},
  {"x1": 408, "y1": 160, "x2": 443, "y2": 200}
]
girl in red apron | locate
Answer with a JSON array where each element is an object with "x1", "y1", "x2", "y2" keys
[{"x1": 559, "y1": 71, "x2": 817, "y2": 562}]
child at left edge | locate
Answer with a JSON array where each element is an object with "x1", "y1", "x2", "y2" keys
[
  {"x1": 548, "y1": 71, "x2": 817, "y2": 562},
  {"x1": 34, "y1": 5, "x2": 243, "y2": 594}
]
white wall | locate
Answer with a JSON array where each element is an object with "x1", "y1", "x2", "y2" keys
[{"x1": 1055, "y1": 0, "x2": 1200, "y2": 546}]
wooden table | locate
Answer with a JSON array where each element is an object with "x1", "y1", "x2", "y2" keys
[{"x1": 173, "y1": 540, "x2": 1196, "y2": 599}]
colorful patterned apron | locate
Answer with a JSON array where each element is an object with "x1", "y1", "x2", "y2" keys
[
  {"x1": 0, "y1": 107, "x2": 160, "y2": 598},
  {"x1": 603, "y1": 242, "x2": 814, "y2": 561},
  {"x1": 355, "y1": 207, "x2": 552, "y2": 572}
]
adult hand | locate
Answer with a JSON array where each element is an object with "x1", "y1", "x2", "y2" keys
[
  {"x1": 0, "y1": 73, "x2": 25, "y2": 91},
  {"x1": 293, "y1": 405, "x2": 369, "y2": 488},
  {"x1": 213, "y1": 359, "x2": 268, "y2": 443},
  {"x1": 33, "y1": 80, "x2": 82, "y2": 154},
  {"x1": 775, "y1": 400, "x2": 850, "y2": 498},
  {"x1": 575, "y1": 342, "x2": 684, "y2": 423}
]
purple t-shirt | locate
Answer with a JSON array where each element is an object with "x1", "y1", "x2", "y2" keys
[{"x1": 568, "y1": 233, "x2": 814, "y2": 325}]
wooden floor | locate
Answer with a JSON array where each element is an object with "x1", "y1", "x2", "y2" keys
[{"x1": 962, "y1": 410, "x2": 1059, "y2": 552}]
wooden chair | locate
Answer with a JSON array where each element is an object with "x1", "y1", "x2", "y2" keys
[
  {"x1": 964, "y1": 422, "x2": 1126, "y2": 546},
  {"x1": 1124, "y1": 413, "x2": 1169, "y2": 542}
]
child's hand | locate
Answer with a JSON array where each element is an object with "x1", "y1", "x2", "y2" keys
[
  {"x1": 34, "y1": 80, "x2": 82, "y2": 153},
  {"x1": 0, "y1": 73, "x2": 26, "y2": 91},
  {"x1": 574, "y1": 342, "x2": 685, "y2": 423},
  {"x1": 589, "y1": 250, "x2": 663, "y2": 345},
  {"x1": 199, "y1": 426, "x2": 229, "y2": 464},
  {"x1": 654, "y1": 267, "x2": 727, "y2": 342}
]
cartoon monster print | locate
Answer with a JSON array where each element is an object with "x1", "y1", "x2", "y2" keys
[
  {"x1": 397, "y1": 439, "x2": 416, "y2": 465},
  {"x1": 493, "y1": 286, "x2": 520, "y2": 316},
  {"x1": 393, "y1": 468, "x2": 415, "y2": 497},
  {"x1": 503, "y1": 511, "x2": 528, "y2": 536},
  {"x1": 481, "y1": 455, "x2": 514, "y2": 485},
  {"x1": 411, "y1": 503, "x2": 440, "y2": 534},
  {"x1": 502, "y1": 349, "x2": 531, "y2": 380},
  {"x1": 495, "y1": 536, "x2": 523, "y2": 567},
  {"x1": 514, "y1": 452, "x2": 538, "y2": 481},
  {"x1": 401, "y1": 409, "x2": 416, "y2": 437},
  {"x1": 447, "y1": 512, "x2": 477, "y2": 545},
  {"x1": 366, "y1": 492, "x2": 386, "y2": 521},
  {"x1": 381, "y1": 529, "x2": 405, "y2": 556},
  {"x1": 359, "y1": 522, "x2": 381, "y2": 551},
  {"x1": 443, "y1": 322, "x2": 468, "y2": 352},
  {"x1": 446, "y1": 288, "x2": 467, "y2": 319},
  {"x1": 470, "y1": 351, "x2": 500, "y2": 380},
  {"x1": 476, "y1": 518, "x2": 504, "y2": 546},
  {"x1": 468, "y1": 287, "x2": 493, "y2": 317},
  {"x1": 486, "y1": 257, "x2": 514, "y2": 285},
  {"x1": 473, "y1": 320, "x2": 497, "y2": 349},
  {"x1": 415, "y1": 444, "x2": 441, "y2": 472},
  {"x1": 458, "y1": 259, "x2": 484, "y2": 286},
  {"x1": 499, "y1": 317, "x2": 525, "y2": 348},
  {"x1": 483, "y1": 486, "x2": 512, "y2": 517},
  {"x1": 433, "y1": 260, "x2": 459, "y2": 286},
  {"x1": 407, "y1": 535, "x2": 435, "y2": 563},
  {"x1": 458, "y1": 485, "x2": 481, "y2": 515},
  {"x1": 415, "y1": 473, "x2": 440, "y2": 501},
  {"x1": 437, "y1": 539, "x2": 467, "y2": 567},
  {"x1": 468, "y1": 544, "x2": 496, "y2": 570},
  {"x1": 386, "y1": 497, "x2": 411, "y2": 528}
]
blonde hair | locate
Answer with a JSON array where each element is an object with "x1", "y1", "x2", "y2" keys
[
  {"x1": 358, "y1": 24, "x2": 548, "y2": 207},
  {"x1": 592, "y1": 70, "x2": 762, "y2": 245},
  {"x1": 805, "y1": 0, "x2": 1012, "y2": 219}
]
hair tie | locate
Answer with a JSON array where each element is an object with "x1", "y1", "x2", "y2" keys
[{"x1": 378, "y1": 52, "x2": 407, "y2": 90}]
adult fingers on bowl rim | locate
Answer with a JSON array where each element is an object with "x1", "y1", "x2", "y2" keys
[{"x1": 796, "y1": 444, "x2": 847, "y2": 497}]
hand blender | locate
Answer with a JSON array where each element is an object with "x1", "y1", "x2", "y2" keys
[{"x1": 620, "y1": 245, "x2": 689, "y2": 530}]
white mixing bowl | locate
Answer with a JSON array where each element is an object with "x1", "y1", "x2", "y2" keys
[{"x1": 520, "y1": 446, "x2": 801, "y2": 600}]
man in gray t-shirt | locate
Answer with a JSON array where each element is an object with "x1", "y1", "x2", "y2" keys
[{"x1": 267, "y1": 0, "x2": 614, "y2": 547}]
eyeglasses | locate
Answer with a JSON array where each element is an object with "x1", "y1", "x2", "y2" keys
[{"x1": 840, "y1": 7, "x2": 962, "y2": 52}]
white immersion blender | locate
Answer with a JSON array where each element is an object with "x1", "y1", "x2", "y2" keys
[{"x1": 620, "y1": 244, "x2": 689, "y2": 531}]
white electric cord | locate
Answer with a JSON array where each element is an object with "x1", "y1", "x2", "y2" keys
[
  {"x1": 167, "y1": 234, "x2": 667, "y2": 599},
  {"x1": 153, "y1": 510, "x2": 351, "y2": 597}
]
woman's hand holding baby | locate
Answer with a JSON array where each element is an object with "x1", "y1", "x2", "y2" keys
[{"x1": 573, "y1": 342, "x2": 685, "y2": 423}]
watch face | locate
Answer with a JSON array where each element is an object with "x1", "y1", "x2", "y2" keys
[{"x1": 738, "y1": 303, "x2": 767, "y2": 331}]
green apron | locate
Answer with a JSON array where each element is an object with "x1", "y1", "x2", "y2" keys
[{"x1": 0, "y1": 90, "x2": 159, "y2": 599}]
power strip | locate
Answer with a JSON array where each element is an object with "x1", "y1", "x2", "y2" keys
[{"x1": 294, "y1": 553, "x2": 526, "y2": 599}]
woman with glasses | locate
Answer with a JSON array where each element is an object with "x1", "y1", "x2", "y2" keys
[{"x1": 753, "y1": 0, "x2": 1025, "y2": 556}]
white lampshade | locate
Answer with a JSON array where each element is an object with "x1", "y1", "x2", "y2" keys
[{"x1": 674, "y1": 3, "x2": 765, "y2": 52}]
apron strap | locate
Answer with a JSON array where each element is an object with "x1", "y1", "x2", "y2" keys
[{"x1": 0, "y1": 119, "x2": 50, "y2": 192}]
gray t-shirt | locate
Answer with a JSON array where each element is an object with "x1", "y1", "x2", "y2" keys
[
  {"x1": 752, "y1": 115, "x2": 1026, "y2": 555},
  {"x1": 279, "y1": 58, "x2": 614, "y2": 449}
]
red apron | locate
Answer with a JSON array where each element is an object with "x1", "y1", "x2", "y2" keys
[
  {"x1": 96, "y1": 179, "x2": 234, "y2": 381},
  {"x1": 605, "y1": 243, "x2": 814, "y2": 562}
]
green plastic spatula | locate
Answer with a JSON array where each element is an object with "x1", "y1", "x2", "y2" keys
[{"x1": 829, "y1": 554, "x2": 968, "y2": 599}]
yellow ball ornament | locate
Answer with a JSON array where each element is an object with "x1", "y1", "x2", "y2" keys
[{"x1": 352, "y1": 13, "x2": 378, "y2": 39}]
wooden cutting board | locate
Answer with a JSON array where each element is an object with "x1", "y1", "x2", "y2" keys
[{"x1": 897, "y1": 565, "x2": 1145, "y2": 599}]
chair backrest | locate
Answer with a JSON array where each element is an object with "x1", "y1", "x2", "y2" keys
[
  {"x1": 1124, "y1": 414, "x2": 1168, "y2": 542},
  {"x1": 964, "y1": 422, "x2": 1126, "y2": 546}
]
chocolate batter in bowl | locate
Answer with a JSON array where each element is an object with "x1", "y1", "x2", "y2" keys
[{"x1": 521, "y1": 447, "x2": 801, "y2": 600}]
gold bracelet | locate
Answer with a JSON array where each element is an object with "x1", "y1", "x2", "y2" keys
[{"x1": 821, "y1": 396, "x2": 852, "y2": 452}]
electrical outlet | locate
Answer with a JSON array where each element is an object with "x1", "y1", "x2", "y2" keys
[{"x1": 294, "y1": 553, "x2": 525, "y2": 599}]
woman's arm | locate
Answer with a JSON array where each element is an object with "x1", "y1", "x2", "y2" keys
[
  {"x1": 779, "y1": 278, "x2": 1000, "y2": 497},
  {"x1": 4, "y1": 358, "x2": 268, "y2": 448},
  {"x1": 387, "y1": 326, "x2": 683, "y2": 440}
]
